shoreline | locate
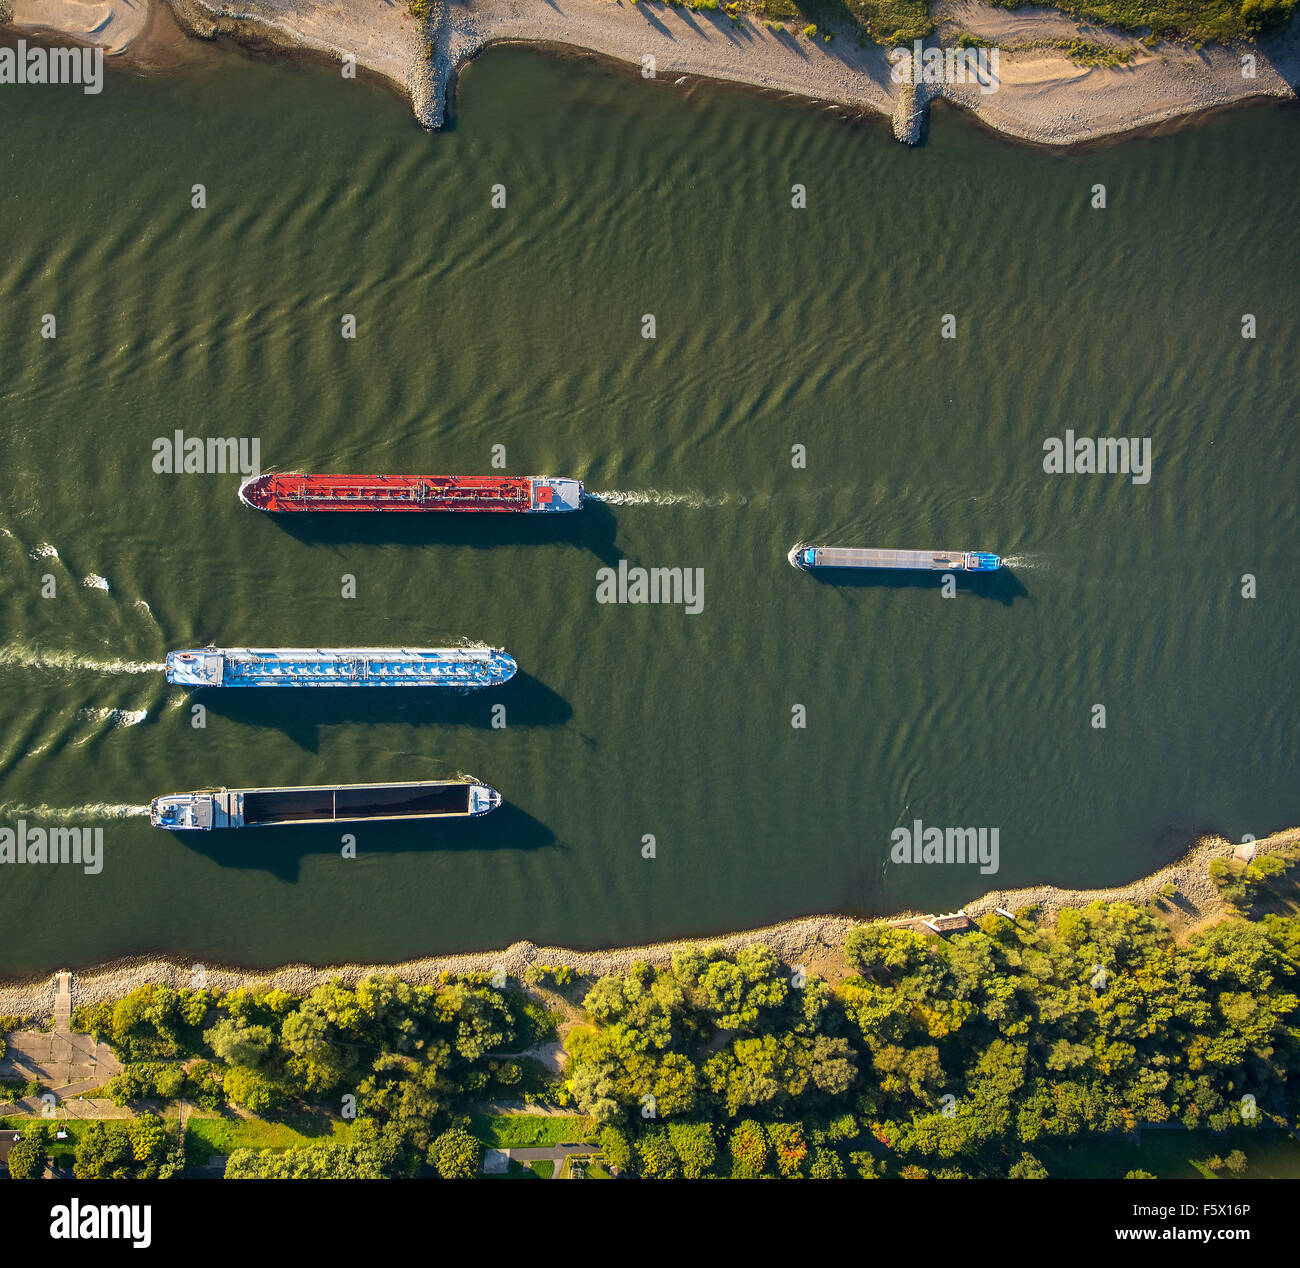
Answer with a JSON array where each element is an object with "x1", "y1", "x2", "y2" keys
[
  {"x1": 3, "y1": 0, "x2": 1297, "y2": 143},
  {"x1": 2, "y1": 827, "x2": 1294, "y2": 1018}
]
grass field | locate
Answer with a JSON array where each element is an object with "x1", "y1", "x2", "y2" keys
[
  {"x1": 467, "y1": 1111, "x2": 599, "y2": 1149},
  {"x1": 183, "y1": 1114, "x2": 350, "y2": 1165}
]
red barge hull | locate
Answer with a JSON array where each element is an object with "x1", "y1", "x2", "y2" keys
[{"x1": 239, "y1": 473, "x2": 583, "y2": 514}]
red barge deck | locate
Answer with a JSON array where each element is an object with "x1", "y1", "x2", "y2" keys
[{"x1": 238, "y1": 473, "x2": 583, "y2": 513}]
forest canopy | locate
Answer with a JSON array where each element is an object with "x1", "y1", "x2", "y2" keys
[{"x1": 61, "y1": 899, "x2": 1300, "y2": 1179}]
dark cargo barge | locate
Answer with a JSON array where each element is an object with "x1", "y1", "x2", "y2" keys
[{"x1": 150, "y1": 779, "x2": 502, "y2": 829}]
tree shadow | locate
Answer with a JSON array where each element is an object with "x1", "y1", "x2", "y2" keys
[
  {"x1": 804, "y1": 565, "x2": 1029, "y2": 606},
  {"x1": 177, "y1": 799, "x2": 556, "y2": 881},
  {"x1": 257, "y1": 497, "x2": 622, "y2": 567},
  {"x1": 192, "y1": 671, "x2": 571, "y2": 752}
]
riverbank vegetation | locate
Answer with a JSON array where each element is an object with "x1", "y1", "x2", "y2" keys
[
  {"x1": 1055, "y1": 37, "x2": 1137, "y2": 65},
  {"x1": 983, "y1": 0, "x2": 1297, "y2": 42},
  {"x1": 564, "y1": 907, "x2": 1300, "y2": 1176},
  {"x1": 70, "y1": 974, "x2": 561, "y2": 1176},
  {"x1": 14, "y1": 890, "x2": 1292, "y2": 1179},
  {"x1": 677, "y1": 0, "x2": 1294, "y2": 47}
]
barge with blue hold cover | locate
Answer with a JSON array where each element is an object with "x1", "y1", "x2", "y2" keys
[
  {"x1": 151, "y1": 779, "x2": 502, "y2": 829},
  {"x1": 789, "y1": 545, "x2": 1002, "y2": 572},
  {"x1": 165, "y1": 647, "x2": 517, "y2": 689}
]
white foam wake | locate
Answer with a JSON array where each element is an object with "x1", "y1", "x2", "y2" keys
[
  {"x1": 77, "y1": 707, "x2": 149, "y2": 730},
  {"x1": 585, "y1": 489, "x2": 732, "y2": 508},
  {"x1": 81, "y1": 574, "x2": 110, "y2": 591},
  {"x1": 0, "y1": 802, "x2": 149, "y2": 822},
  {"x1": 0, "y1": 645, "x2": 163, "y2": 675}
]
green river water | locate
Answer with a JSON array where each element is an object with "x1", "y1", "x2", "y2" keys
[{"x1": 0, "y1": 41, "x2": 1296, "y2": 975}]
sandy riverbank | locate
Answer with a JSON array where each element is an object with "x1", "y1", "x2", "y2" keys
[
  {"x1": 2, "y1": 827, "x2": 1294, "y2": 1019},
  {"x1": 8, "y1": 0, "x2": 149, "y2": 53},
  {"x1": 3, "y1": 0, "x2": 1297, "y2": 141}
]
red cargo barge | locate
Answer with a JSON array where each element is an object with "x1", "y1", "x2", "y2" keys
[{"x1": 239, "y1": 473, "x2": 583, "y2": 514}]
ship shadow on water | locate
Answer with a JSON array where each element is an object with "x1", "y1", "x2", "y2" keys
[
  {"x1": 191, "y1": 672, "x2": 572, "y2": 751},
  {"x1": 807, "y1": 566, "x2": 1029, "y2": 607},
  {"x1": 177, "y1": 800, "x2": 556, "y2": 882},
  {"x1": 262, "y1": 499, "x2": 622, "y2": 567}
]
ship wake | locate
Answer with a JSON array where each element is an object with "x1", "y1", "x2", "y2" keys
[
  {"x1": 0, "y1": 802, "x2": 149, "y2": 822},
  {"x1": 77, "y1": 707, "x2": 149, "y2": 732},
  {"x1": 0, "y1": 645, "x2": 163, "y2": 676},
  {"x1": 585, "y1": 489, "x2": 733, "y2": 508}
]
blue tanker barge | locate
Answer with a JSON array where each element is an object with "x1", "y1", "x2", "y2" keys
[
  {"x1": 165, "y1": 646, "x2": 517, "y2": 689},
  {"x1": 789, "y1": 546, "x2": 1002, "y2": 572}
]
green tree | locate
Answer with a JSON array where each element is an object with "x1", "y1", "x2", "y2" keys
[
  {"x1": 429, "y1": 1126, "x2": 482, "y2": 1179},
  {"x1": 666, "y1": 1121, "x2": 717, "y2": 1178},
  {"x1": 808, "y1": 1145, "x2": 845, "y2": 1178},
  {"x1": 1007, "y1": 1152, "x2": 1049, "y2": 1178},
  {"x1": 205, "y1": 1017, "x2": 276, "y2": 1069},
  {"x1": 727, "y1": 1119, "x2": 769, "y2": 1178},
  {"x1": 223, "y1": 1064, "x2": 288, "y2": 1115},
  {"x1": 634, "y1": 1125, "x2": 680, "y2": 1179},
  {"x1": 6, "y1": 1125, "x2": 50, "y2": 1178},
  {"x1": 598, "y1": 1124, "x2": 633, "y2": 1172}
]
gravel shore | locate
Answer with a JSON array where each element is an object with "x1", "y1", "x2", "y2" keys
[{"x1": 3, "y1": 828, "x2": 1293, "y2": 1019}]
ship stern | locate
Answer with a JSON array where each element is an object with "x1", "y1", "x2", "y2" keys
[
  {"x1": 467, "y1": 783, "x2": 503, "y2": 816},
  {"x1": 150, "y1": 794, "x2": 211, "y2": 830},
  {"x1": 531, "y1": 477, "x2": 584, "y2": 512},
  {"x1": 165, "y1": 650, "x2": 226, "y2": 687}
]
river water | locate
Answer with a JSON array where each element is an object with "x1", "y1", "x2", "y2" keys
[{"x1": 0, "y1": 42, "x2": 1295, "y2": 974}]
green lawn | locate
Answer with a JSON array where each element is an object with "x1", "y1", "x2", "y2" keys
[
  {"x1": 467, "y1": 1111, "x2": 598, "y2": 1149},
  {"x1": 530, "y1": 1159, "x2": 555, "y2": 1179},
  {"x1": 1037, "y1": 1129, "x2": 1300, "y2": 1179},
  {"x1": 0, "y1": 1116, "x2": 87, "y2": 1165},
  {"x1": 183, "y1": 1113, "x2": 350, "y2": 1164}
]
